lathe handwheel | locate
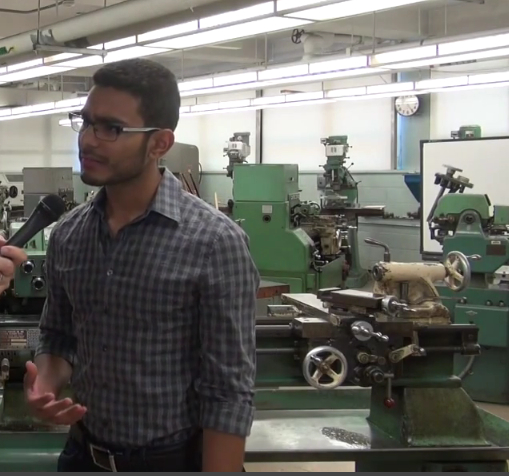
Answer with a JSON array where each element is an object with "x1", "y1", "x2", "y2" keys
[
  {"x1": 302, "y1": 346, "x2": 348, "y2": 390},
  {"x1": 443, "y1": 251, "x2": 471, "y2": 293}
]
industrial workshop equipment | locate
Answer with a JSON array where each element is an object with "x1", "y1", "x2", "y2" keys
[
  {"x1": 1, "y1": 236, "x2": 509, "y2": 471},
  {"x1": 316, "y1": 136, "x2": 385, "y2": 287},
  {"x1": 225, "y1": 133, "x2": 384, "y2": 292},
  {"x1": 428, "y1": 165, "x2": 509, "y2": 404},
  {"x1": 231, "y1": 162, "x2": 350, "y2": 293}
]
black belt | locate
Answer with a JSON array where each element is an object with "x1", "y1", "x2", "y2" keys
[{"x1": 69, "y1": 423, "x2": 200, "y2": 472}]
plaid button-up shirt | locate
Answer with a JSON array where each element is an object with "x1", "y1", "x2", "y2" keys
[{"x1": 35, "y1": 168, "x2": 259, "y2": 447}]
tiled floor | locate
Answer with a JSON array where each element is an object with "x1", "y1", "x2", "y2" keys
[{"x1": 245, "y1": 402, "x2": 509, "y2": 472}]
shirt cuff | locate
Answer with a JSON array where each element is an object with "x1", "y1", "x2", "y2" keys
[
  {"x1": 35, "y1": 335, "x2": 76, "y2": 366},
  {"x1": 200, "y1": 400, "x2": 255, "y2": 437}
]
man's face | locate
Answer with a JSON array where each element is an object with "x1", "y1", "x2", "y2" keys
[{"x1": 78, "y1": 86, "x2": 172, "y2": 187}]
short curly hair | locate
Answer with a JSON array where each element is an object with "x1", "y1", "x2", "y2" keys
[{"x1": 92, "y1": 58, "x2": 180, "y2": 131}]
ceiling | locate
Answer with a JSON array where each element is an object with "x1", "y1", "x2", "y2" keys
[{"x1": 2, "y1": 0, "x2": 509, "y2": 93}]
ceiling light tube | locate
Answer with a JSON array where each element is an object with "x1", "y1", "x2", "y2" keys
[
  {"x1": 439, "y1": 32, "x2": 509, "y2": 56},
  {"x1": 469, "y1": 71, "x2": 509, "y2": 85},
  {"x1": 327, "y1": 86, "x2": 367, "y2": 98},
  {"x1": 285, "y1": 91, "x2": 324, "y2": 102},
  {"x1": 367, "y1": 81, "x2": 414, "y2": 95},
  {"x1": 309, "y1": 56, "x2": 368, "y2": 74},
  {"x1": 285, "y1": 0, "x2": 431, "y2": 22},
  {"x1": 0, "y1": 66, "x2": 72, "y2": 83},
  {"x1": 200, "y1": 2, "x2": 275, "y2": 29},
  {"x1": 416, "y1": 76, "x2": 468, "y2": 89},
  {"x1": 213, "y1": 72, "x2": 258, "y2": 87},
  {"x1": 251, "y1": 96, "x2": 286, "y2": 105},
  {"x1": 8, "y1": 59, "x2": 43, "y2": 72},
  {"x1": 276, "y1": 0, "x2": 331, "y2": 11},
  {"x1": 104, "y1": 46, "x2": 169, "y2": 63},
  {"x1": 58, "y1": 56, "x2": 103, "y2": 68},
  {"x1": 0, "y1": 109, "x2": 12, "y2": 117},
  {"x1": 148, "y1": 17, "x2": 311, "y2": 49},
  {"x1": 258, "y1": 64, "x2": 309, "y2": 80},
  {"x1": 137, "y1": 21, "x2": 199, "y2": 43},
  {"x1": 44, "y1": 53, "x2": 81, "y2": 64},
  {"x1": 371, "y1": 45, "x2": 437, "y2": 65},
  {"x1": 217, "y1": 99, "x2": 252, "y2": 109},
  {"x1": 180, "y1": 78, "x2": 214, "y2": 91}
]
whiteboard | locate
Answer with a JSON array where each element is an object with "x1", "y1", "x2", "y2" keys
[{"x1": 421, "y1": 137, "x2": 509, "y2": 255}]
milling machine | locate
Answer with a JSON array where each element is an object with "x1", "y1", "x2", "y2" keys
[
  {"x1": 0, "y1": 238, "x2": 508, "y2": 470},
  {"x1": 224, "y1": 132, "x2": 251, "y2": 179},
  {"x1": 231, "y1": 163, "x2": 350, "y2": 293},
  {"x1": 428, "y1": 165, "x2": 509, "y2": 404},
  {"x1": 317, "y1": 136, "x2": 385, "y2": 287},
  {"x1": 255, "y1": 241, "x2": 509, "y2": 471}
]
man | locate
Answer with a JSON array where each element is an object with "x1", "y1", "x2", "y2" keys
[{"x1": 23, "y1": 58, "x2": 259, "y2": 472}]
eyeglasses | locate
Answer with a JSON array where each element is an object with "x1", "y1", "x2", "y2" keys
[{"x1": 69, "y1": 112, "x2": 162, "y2": 142}]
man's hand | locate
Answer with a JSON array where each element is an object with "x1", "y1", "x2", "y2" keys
[
  {"x1": 0, "y1": 237, "x2": 27, "y2": 293},
  {"x1": 24, "y1": 361, "x2": 86, "y2": 425}
]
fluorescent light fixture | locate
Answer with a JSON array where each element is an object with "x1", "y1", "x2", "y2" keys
[
  {"x1": 0, "y1": 66, "x2": 72, "y2": 83},
  {"x1": 213, "y1": 71, "x2": 258, "y2": 87},
  {"x1": 276, "y1": 0, "x2": 330, "y2": 11},
  {"x1": 104, "y1": 46, "x2": 169, "y2": 63},
  {"x1": 31, "y1": 102, "x2": 56, "y2": 112},
  {"x1": 416, "y1": 76, "x2": 468, "y2": 89},
  {"x1": 258, "y1": 64, "x2": 309, "y2": 80},
  {"x1": 252, "y1": 95, "x2": 286, "y2": 105},
  {"x1": 56, "y1": 98, "x2": 86, "y2": 108},
  {"x1": 217, "y1": 99, "x2": 251, "y2": 109},
  {"x1": 371, "y1": 45, "x2": 437, "y2": 65},
  {"x1": 8, "y1": 59, "x2": 43, "y2": 72},
  {"x1": 0, "y1": 109, "x2": 12, "y2": 117},
  {"x1": 367, "y1": 81, "x2": 414, "y2": 94},
  {"x1": 439, "y1": 32, "x2": 509, "y2": 56},
  {"x1": 327, "y1": 86, "x2": 367, "y2": 98},
  {"x1": 44, "y1": 53, "x2": 81, "y2": 64},
  {"x1": 469, "y1": 71, "x2": 509, "y2": 85},
  {"x1": 137, "y1": 21, "x2": 198, "y2": 43},
  {"x1": 309, "y1": 56, "x2": 368, "y2": 73},
  {"x1": 285, "y1": 91, "x2": 324, "y2": 102},
  {"x1": 180, "y1": 78, "x2": 214, "y2": 92},
  {"x1": 149, "y1": 17, "x2": 310, "y2": 49},
  {"x1": 200, "y1": 2, "x2": 274, "y2": 29},
  {"x1": 285, "y1": 0, "x2": 431, "y2": 21},
  {"x1": 58, "y1": 56, "x2": 103, "y2": 68}
]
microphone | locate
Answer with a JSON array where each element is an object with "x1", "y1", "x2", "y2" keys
[{"x1": 5, "y1": 194, "x2": 67, "y2": 248}]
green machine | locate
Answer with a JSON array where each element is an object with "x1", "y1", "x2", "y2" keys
[
  {"x1": 317, "y1": 136, "x2": 385, "y2": 287},
  {"x1": 428, "y1": 165, "x2": 509, "y2": 404},
  {"x1": 232, "y1": 163, "x2": 349, "y2": 293},
  {"x1": 451, "y1": 125, "x2": 482, "y2": 140}
]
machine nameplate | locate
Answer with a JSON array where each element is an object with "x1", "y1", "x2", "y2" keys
[
  {"x1": 262, "y1": 205, "x2": 273, "y2": 214},
  {"x1": 487, "y1": 242, "x2": 506, "y2": 256},
  {"x1": 0, "y1": 329, "x2": 40, "y2": 350}
]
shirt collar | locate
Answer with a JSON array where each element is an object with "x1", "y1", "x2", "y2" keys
[{"x1": 91, "y1": 167, "x2": 182, "y2": 223}]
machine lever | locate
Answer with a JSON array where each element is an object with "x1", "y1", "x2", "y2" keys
[{"x1": 364, "y1": 238, "x2": 391, "y2": 262}]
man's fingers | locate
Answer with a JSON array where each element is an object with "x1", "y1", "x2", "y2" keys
[
  {"x1": 38, "y1": 398, "x2": 74, "y2": 416},
  {"x1": 0, "y1": 246, "x2": 28, "y2": 267},
  {"x1": 51, "y1": 404, "x2": 87, "y2": 426},
  {"x1": 26, "y1": 392, "x2": 55, "y2": 407},
  {"x1": 24, "y1": 361, "x2": 38, "y2": 390},
  {"x1": 0, "y1": 257, "x2": 15, "y2": 279}
]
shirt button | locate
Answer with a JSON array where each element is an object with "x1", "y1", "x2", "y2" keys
[
  {"x1": 102, "y1": 345, "x2": 107, "y2": 352},
  {"x1": 106, "y1": 269, "x2": 114, "y2": 276}
]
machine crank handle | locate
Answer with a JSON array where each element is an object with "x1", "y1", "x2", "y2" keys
[
  {"x1": 351, "y1": 321, "x2": 389, "y2": 343},
  {"x1": 364, "y1": 238, "x2": 391, "y2": 262},
  {"x1": 467, "y1": 254, "x2": 482, "y2": 261}
]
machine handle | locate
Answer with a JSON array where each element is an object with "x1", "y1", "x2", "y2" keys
[{"x1": 364, "y1": 238, "x2": 391, "y2": 262}]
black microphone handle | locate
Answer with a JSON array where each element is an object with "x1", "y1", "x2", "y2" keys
[{"x1": 4, "y1": 208, "x2": 48, "y2": 248}]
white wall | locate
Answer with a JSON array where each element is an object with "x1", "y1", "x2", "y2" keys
[{"x1": 0, "y1": 114, "x2": 78, "y2": 172}]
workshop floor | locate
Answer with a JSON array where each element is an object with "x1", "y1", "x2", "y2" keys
[{"x1": 245, "y1": 402, "x2": 509, "y2": 472}]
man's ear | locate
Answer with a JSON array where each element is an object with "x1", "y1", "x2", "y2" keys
[{"x1": 148, "y1": 129, "x2": 175, "y2": 161}]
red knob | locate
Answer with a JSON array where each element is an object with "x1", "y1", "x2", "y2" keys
[{"x1": 384, "y1": 398, "x2": 396, "y2": 409}]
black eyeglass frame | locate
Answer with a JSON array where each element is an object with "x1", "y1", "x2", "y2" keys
[{"x1": 68, "y1": 112, "x2": 162, "y2": 142}]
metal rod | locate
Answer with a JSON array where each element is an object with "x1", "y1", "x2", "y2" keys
[{"x1": 256, "y1": 348, "x2": 295, "y2": 355}]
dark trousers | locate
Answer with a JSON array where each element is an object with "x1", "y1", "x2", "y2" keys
[{"x1": 58, "y1": 424, "x2": 203, "y2": 472}]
